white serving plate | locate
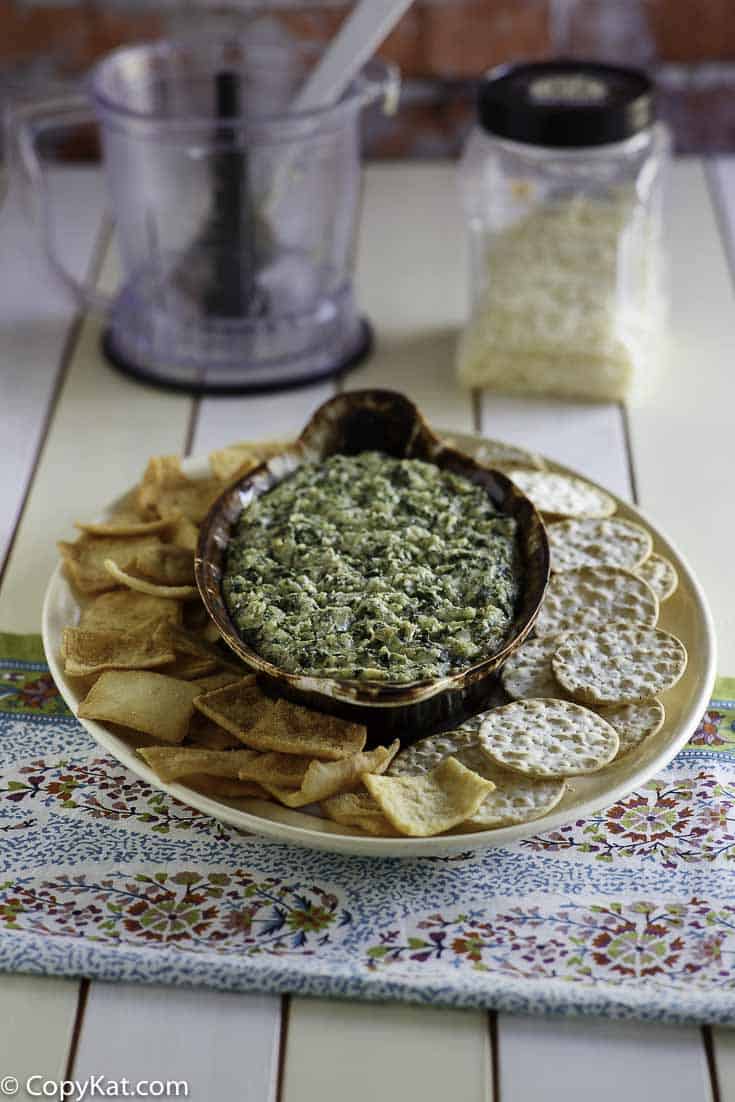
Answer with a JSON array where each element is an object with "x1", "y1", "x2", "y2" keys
[{"x1": 42, "y1": 431, "x2": 717, "y2": 858}]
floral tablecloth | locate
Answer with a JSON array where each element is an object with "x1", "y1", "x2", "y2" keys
[{"x1": 1, "y1": 633, "x2": 734, "y2": 1024}]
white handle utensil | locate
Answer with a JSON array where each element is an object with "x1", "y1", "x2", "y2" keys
[
  {"x1": 292, "y1": 0, "x2": 412, "y2": 113},
  {"x1": 265, "y1": 0, "x2": 410, "y2": 218}
]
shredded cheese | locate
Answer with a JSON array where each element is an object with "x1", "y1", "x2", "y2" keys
[{"x1": 456, "y1": 193, "x2": 664, "y2": 402}]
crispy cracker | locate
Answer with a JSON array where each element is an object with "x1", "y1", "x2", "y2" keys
[
  {"x1": 137, "y1": 455, "x2": 221, "y2": 523},
  {"x1": 129, "y1": 545, "x2": 195, "y2": 586},
  {"x1": 548, "y1": 517, "x2": 653, "y2": 573},
  {"x1": 597, "y1": 699, "x2": 666, "y2": 758},
  {"x1": 138, "y1": 745, "x2": 260, "y2": 782},
  {"x1": 193, "y1": 677, "x2": 271, "y2": 738},
  {"x1": 186, "y1": 710, "x2": 243, "y2": 750},
  {"x1": 478, "y1": 698, "x2": 619, "y2": 778},
  {"x1": 75, "y1": 514, "x2": 175, "y2": 538},
  {"x1": 443, "y1": 437, "x2": 546, "y2": 471},
  {"x1": 237, "y1": 752, "x2": 311, "y2": 789},
  {"x1": 78, "y1": 670, "x2": 202, "y2": 743},
  {"x1": 162, "y1": 623, "x2": 244, "y2": 674},
  {"x1": 182, "y1": 774, "x2": 268, "y2": 798},
  {"x1": 243, "y1": 698, "x2": 367, "y2": 760},
  {"x1": 552, "y1": 627, "x2": 688, "y2": 705},
  {"x1": 535, "y1": 565, "x2": 659, "y2": 637},
  {"x1": 62, "y1": 626, "x2": 175, "y2": 677},
  {"x1": 59, "y1": 534, "x2": 161, "y2": 594},
  {"x1": 264, "y1": 742, "x2": 399, "y2": 808},
  {"x1": 168, "y1": 514, "x2": 199, "y2": 552},
  {"x1": 390, "y1": 727, "x2": 566, "y2": 829},
  {"x1": 190, "y1": 672, "x2": 242, "y2": 695},
  {"x1": 454, "y1": 745, "x2": 567, "y2": 828},
  {"x1": 365, "y1": 757, "x2": 495, "y2": 837},
  {"x1": 103, "y1": 559, "x2": 198, "y2": 600},
  {"x1": 320, "y1": 792, "x2": 400, "y2": 836},
  {"x1": 79, "y1": 590, "x2": 182, "y2": 634},
  {"x1": 209, "y1": 438, "x2": 290, "y2": 482},
  {"x1": 388, "y1": 725, "x2": 480, "y2": 777},
  {"x1": 500, "y1": 635, "x2": 568, "y2": 700},
  {"x1": 507, "y1": 469, "x2": 616, "y2": 519},
  {"x1": 160, "y1": 654, "x2": 220, "y2": 680},
  {"x1": 636, "y1": 553, "x2": 679, "y2": 602}
]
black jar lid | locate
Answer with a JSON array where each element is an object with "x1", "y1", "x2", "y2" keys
[{"x1": 477, "y1": 60, "x2": 655, "y2": 148}]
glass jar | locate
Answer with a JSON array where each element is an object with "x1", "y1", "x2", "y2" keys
[{"x1": 457, "y1": 61, "x2": 671, "y2": 402}]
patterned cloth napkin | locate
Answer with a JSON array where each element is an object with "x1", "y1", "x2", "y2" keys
[{"x1": 1, "y1": 633, "x2": 734, "y2": 1025}]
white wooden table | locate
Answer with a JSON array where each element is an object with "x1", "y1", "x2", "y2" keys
[{"x1": 1, "y1": 158, "x2": 734, "y2": 1101}]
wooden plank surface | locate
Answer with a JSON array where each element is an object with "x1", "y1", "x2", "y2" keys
[
  {"x1": 351, "y1": 164, "x2": 473, "y2": 432},
  {"x1": 496, "y1": 1016, "x2": 712, "y2": 1102},
  {"x1": 74, "y1": 983, "x2": 281, "y2": 1101},
  {"x1": 0, "y1": 168, "x2": 105, "y2": 571},
  {"x1": 0, "y1": 975, "x2": 82, "y2": 1101},
  {"x1": 282, "y1": 999, "x2": 491, "y2": 1102},
  {"x1": 0, "y1": 168, "x2": 106, "y2": 1102},
  {"x1": 0, "y1": 161, "x2": 730, "y2": 1102}
]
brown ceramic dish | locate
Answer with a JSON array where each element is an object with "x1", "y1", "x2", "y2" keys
[{"x1": 195, "y1": 390, "x2": 549, "y2": 738}]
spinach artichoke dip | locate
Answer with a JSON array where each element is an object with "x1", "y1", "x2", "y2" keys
[{"x1": 222, "y1": 452, "x2": 521, "y2": 683}]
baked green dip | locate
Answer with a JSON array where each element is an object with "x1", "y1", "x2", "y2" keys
[{"x1": 223, "y1": 452, "x2": 521, "y2": 683}]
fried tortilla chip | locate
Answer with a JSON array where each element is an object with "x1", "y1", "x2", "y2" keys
[
  {"x1": 137, "y1": 455, "x2": 221, "y2": 523},
  {"x1": 160, "y1": 654, "x2": 219, "y2": 680},
  {"x1": 320, "y1": 792, "x2": 400, "y2": 836},
  {"x1": 138, "y1": 745, "x2": 260, "y2": 782},
  {"x1": 182, "y1": 602, "x2": 209, "y2": 631},
  {"x1": 169, "y1": 514, "x2": 199, "y2": 552},
  {"x1": 59, "y1": 535, "x2": 161, "y2": 594},
  {"x1": 186, "y1": 711, "x2": 243, "y2": 750},
  {"x1": 236, "y1": 751, "x2": 310, "y2": 789},
  {"x1": 364, "y1": 757, "x2": 495, "y2": 837},
  {"x1": 127, "y1": 545, "x2": 195, "y2": 587},
  {"x1": 193, "y1": 677, "x2": 271, "y2": 738},
  {"x1": 79, "y1": 590, "x2": 182, "y2": 634},
  {"x1": 182, "y1": 774, "x2": 268, "y2": 798},
  {"x1": 208, "y1": 439, "x2": 289, "y2": 482},
  {"x1": 107, "y1": 486, "x2": 145, "y2": 517},
  {"x1": 78, "y1": 670, "x2": 202, "y2": 743},
  {"x1": 162, "y1": 623, "x2": 244, "y2": 674},
  {"x1": 75, "y1": 514, "x2": 175, "y2": 538},
  {"x1": 62, "y1": 626, "x2": 175, "y2": 677},
  {"x1": 244, "y1": 698, "x2": 367, "y2": 760},
  {"x1": 190, "y1": 672, "x2": 242, "y2": 696},
  {"x1": 103, "y1": 559, "x2": 198, "y2": 599},
  {"x1": 263, "y1": 742, "x2": 399, "y2": 808}
]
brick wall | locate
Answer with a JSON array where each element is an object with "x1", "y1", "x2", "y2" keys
[{"x1": 3, "y1": 0, "x2": 735, "y2": 156}]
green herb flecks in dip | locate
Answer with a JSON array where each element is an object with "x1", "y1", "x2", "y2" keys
[{"x1": 223, "y1": 452, "x2": 521, "y2": 683}]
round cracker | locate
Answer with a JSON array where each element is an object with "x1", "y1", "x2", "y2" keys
[
  {"x1": 506, "y1": 469, "x2": 616, "y2": 519},
  {"x1": 501, "y1": 635, "x2": 567, "y2": 700},
  {"x1": 455, "y1": 746, "x2": 567, "y2": 827},
  {"x1": 548, "y1": 517, "x2": 652, "y2": 573},
  {"x1": 636, "y1": 552, "x2": 679, "y2": 602},
  {"x1": 478, "y1": 698, "x2": 619, "y2": 778},
  {"x1": 388, "y1": 725, "x2": 480, "y2": 777},
  {"x1": 597, "y1": 699, "x2": 666, "y2": 758},
  {"x1": 470, "y1": 440, "x2": 546, "y2": 471},
  {"x1": 388, "y1": 727, "x2": 566, "y2": 827},
  {"x1": 535, "y1": 566, "x2": 659, "y2": 638},
  {"x1": 552, "y1": 627, "x2": 688, "y2": 705}
]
